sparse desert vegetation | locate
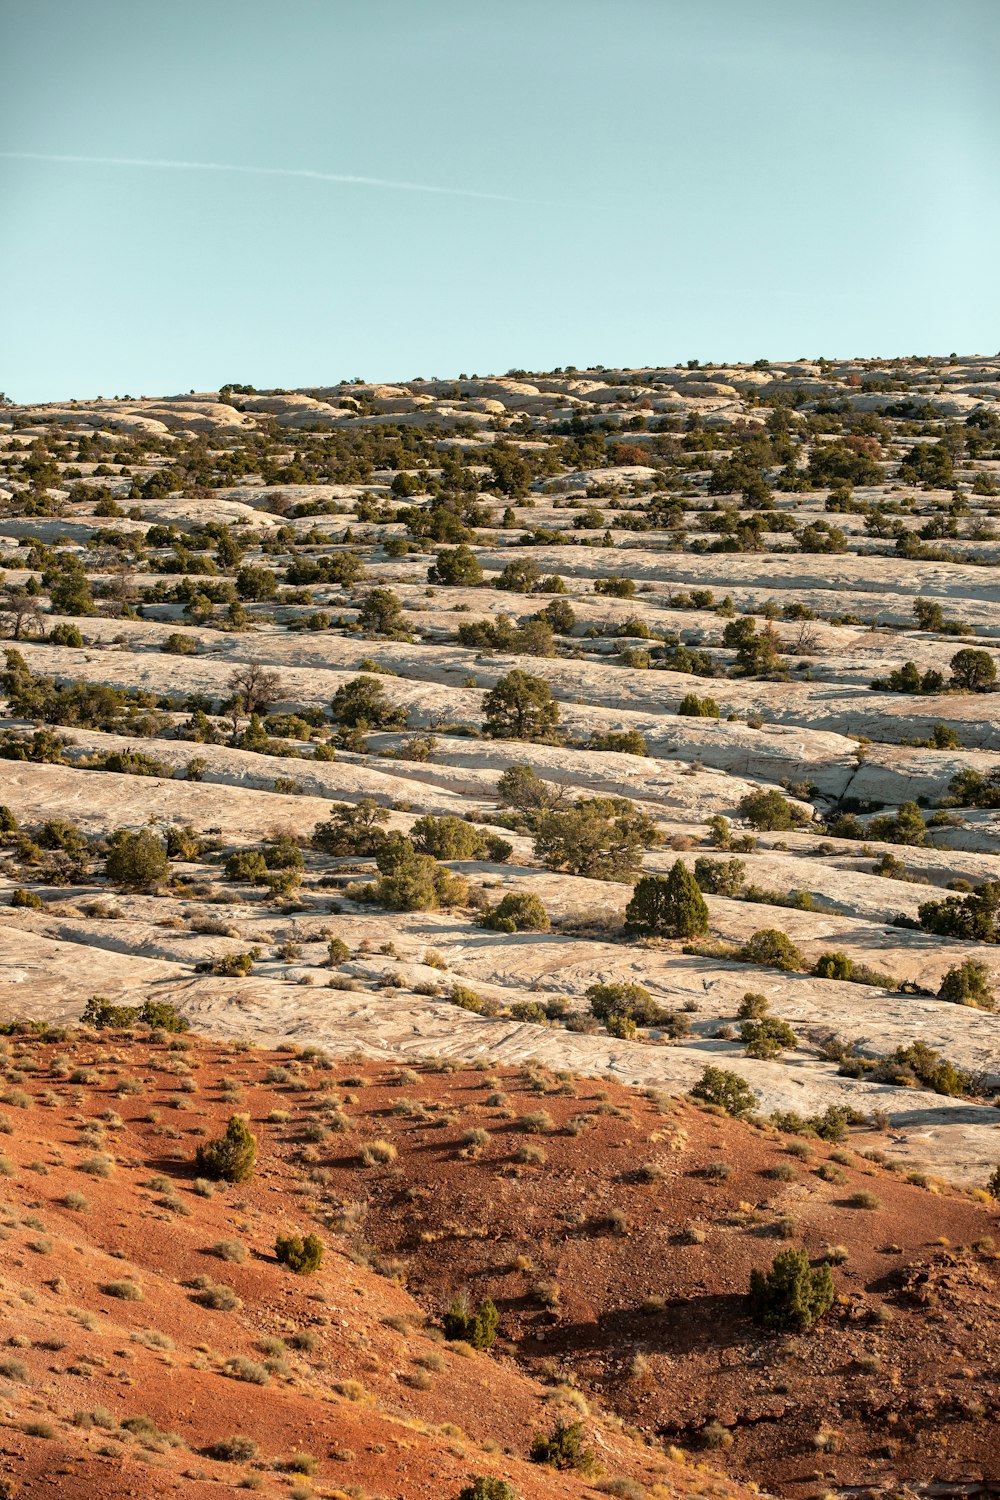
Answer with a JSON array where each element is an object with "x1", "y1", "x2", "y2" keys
[{"x1": 3, "y1": 359, "x2": 1000, "y2": 1496}]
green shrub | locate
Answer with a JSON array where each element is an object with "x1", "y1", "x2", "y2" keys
[
  {"x1": 677, "y1": 692, "x2": 720, "y2": 717},
  {"x1": 691, "y1": 1066, "x2": 756, "y2": 1117},
  {"x1": 588, "y1": 728, "x2": 647, "y2": 755},
  {"x1": 195, "y1": 1116, "x2": 257, "y2": 1183},
  {"x1": 162, "y1": 631, "x2": 199, "y2": 655},
  {"x1": 49, "y1": 622, "x2": 84, "y2": 647},
  {"x1": 587, "y1": 981, "x2": 669, "y2": 1029},
  {"x1": 918, "y1": 880, "x2": 1000, "y2": 941},
  {"x1": 104, "y1": 829, "x2": 169, "y2": 889},
  {"x1": 458, "y1": 1479, "x2": 518, "y2": 1500},
  {"x1": 478, "y1": 892, "x2": 550, "y2": 933},
  {"x1": 274, "y1": 1232, "x2": 324, "y2": 1274},
  {"x1": 81, "y1": 997, "x2": 188, "y2": 1032},
  {"x1": 738, "y1": 789, "x2": 808, "y2": 831},
  {"x1": 530, "y1": 1419, "x2": 597, "y2": 1473},
  {"x1": 208, "y1": 951, "x2": 257, "y2": 977},
  {"x1": 330, "y1": 674, "x2": 406, "y2": 731},
  {"x1": 867, "y1": 801, "x2": 927, "y2": 847},
  {"x1": 443, "y1": 1295, "x2": 499, "y2": 1350},
  {"x1": 369, "y1": 839, "x2": 469, "y2": 911},
  {"x1": 224, "y1": 849, "x2": 269, "y2": 883},
  {"x1": 693, "y1": 856, "x2": 746, "y2": 896},
  {"x1": 81, "y1": 996, "x2": 138, "y2": 1029},
  {"x1": 748, "y1": 1248, "x2": 834, "y2": 1331},
  {"x1": 737, "y1": 991, "x2": 768, "y2": 1019},
  {"x1": 938, "y1": 958, "x2": 995, "y2": 1011},
  {"x1": 410, "y1": 814, "x2": 485, "y2": 860},
  {"x1": 11, "y1": 888, "x2": 42, "y2": 909},
  {"x1": 449, "y1": 984, "x2": 487, "y2": 1013},
  {"x1": 812, "y1": 951, "x2": 853, "y2": 980},
  {"x1": 427, "y1": 544, "x2": 484, "y2": 586},
  {"x1": 740, "y1": 1017, "x2": 797, "y2": 1059},
  {"x1": 738, "y1": 929, "x2": 804, "y2": 971},
  {"x1": 312, "y1": 798, "x2": 389, "y2": 856}
]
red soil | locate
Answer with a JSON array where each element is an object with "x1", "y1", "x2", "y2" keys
[{"x1": 0, "y1": 1028, "x2": 750, "y2": 1500}]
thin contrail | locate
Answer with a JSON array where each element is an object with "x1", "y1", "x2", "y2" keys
[{"x1": 0, "y1": 150, "x2": 529, "y2": 203}]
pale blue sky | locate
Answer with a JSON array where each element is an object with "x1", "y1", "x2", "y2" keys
[{"x1": 2, "y1": 0, "x2": 998, "y2": 402}]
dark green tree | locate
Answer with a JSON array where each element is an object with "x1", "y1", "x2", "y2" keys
[
  {"x1": 950, "y1": 648, "x2": 997, "y2": 693},
  {"x1": 104, "y1": 829, "x2": 169, "y2": 889},
  {"x1": 443, "y1": 1295, "x2": 499, "y2": 1350},
  {"x1": 483, "y1": 670, "x2": 560, "y2": 741},
  {"x1": 330, "y1": 674, "x2": 407, "y2": 729},
  {"x1": 533, "y1": 799, "x2": 656, "y2": 881},
  {"x1": 410, "y1": 814, "x2": 486, "y2": 860},
  {"x1": 738, "y1": 789, "x2": 806, "y2": 831},
  {"x1": 427, "y1": 545, "x2": 484, "y2": 586},
  {"x1": 357, "y1": 587, "x2": 408, "y2": 638},
  {"x1": 196, "y1": 1115, "x2": 257, "y2": 1183},
  {"x1": 496, "y1": 763, "x2": 559, "y2": 811},
  {"x1": 312, "y1": 799, "x2": 389, "y2": 856},
  {"x1": 624, "y1": 862, "x2": 709, "y2": 937},
  {"x1": 748, "y1": 1249, "x2": 834, "y2": 1332}
]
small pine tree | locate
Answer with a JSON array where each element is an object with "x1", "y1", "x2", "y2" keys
[
  {"x1": 748, "y1": 1249, "x2": 834, "y2": 1331},
  {"x1": 737, "y1": 991, "x2": 769, "y2": 1020},
  {"x1": 483, "y1": 670, "x2": 560, "y2": 742},
  {"x1": 625, "y1": 861, "x2": 708, "y2": 938},
  {"x1": 529, "y1": 1420, "x2": 597, "y2": 1473},
  {"x1": 196, "y1": 1115, "x2": 257, "y2": 1183},
  {"x1": 443, "y1": 1295, "x2": 499, "y2": 1350}
]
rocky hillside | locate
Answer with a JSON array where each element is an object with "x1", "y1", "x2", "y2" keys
[
  {"x1": 0, "y1": 1026, "x2": 755, "y2": 1500},
  {"x1": 1, "y1": 355, "x2": 1000, "y2": 1402},
  {"x1": 1, "y1": 1026, "x2": 999, "y2": 1499}
]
